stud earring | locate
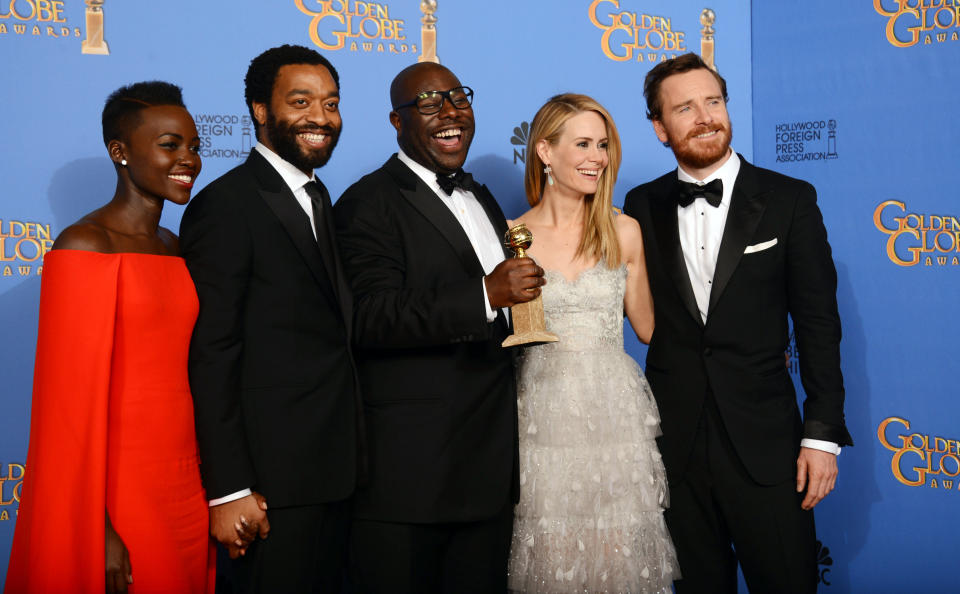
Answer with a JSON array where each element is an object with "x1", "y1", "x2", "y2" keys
[
  {"x1": 544, "y1": 164, "x2": 554, "y2": 186},
  {"x1": 120, "y1": 159, "x2": 128, "y2": 166}
]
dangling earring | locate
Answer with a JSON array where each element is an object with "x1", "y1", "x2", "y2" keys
[
  {"x1": 120, "y1": 159, "x2": 128, "y2": 166},
  {"x1": 544, "y1": 164, "x2": 554, "y2": 186}
]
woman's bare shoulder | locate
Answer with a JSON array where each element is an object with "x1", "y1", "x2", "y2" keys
[{"x1": 52, "y1": 220, "x2": 112, "y2": 253}]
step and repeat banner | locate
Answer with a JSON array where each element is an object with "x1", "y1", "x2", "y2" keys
[
  {"x1": 0, "y1": 0, "x2": 951, "y2": 591},
  {"x1": 752, "y1": 1, "x2": 958, "y2": 592}
]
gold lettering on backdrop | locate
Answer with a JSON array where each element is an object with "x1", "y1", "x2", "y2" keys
[
  {"x1": 878, "y1": 417, "x2": 960, "y2": 490},
  {"x1": 873, "y1": 201, "x2": 960, "y2": 267},
  {"x1": 874, "y1": 0, "x2": 960, "y2": 47},
  {"x1": 588, "y1": 0, "x2": 687, "y2": 63},
  {"x1": 294, "y1": 1, "x2": 414, "y2": 54},
  {"x1": 0, "y1": 220, "x2": 53, "y2": 273}
]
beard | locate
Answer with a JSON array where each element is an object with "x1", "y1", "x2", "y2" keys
[
  {"x1": 265, "y1": 110, "x2": 340, "y2": 172},
  {"x1": 667, "y1": 121, "x2": 732, "y2": 170}
]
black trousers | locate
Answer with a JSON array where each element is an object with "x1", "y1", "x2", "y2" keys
[
  {"x1": 216, "y1": 499, "x2": 352, "y2": 594},
  {"x1": 349, "y1": 501, "x2": 514, "y2": 594},
  {"x1": 667, "y1": 394, "x2": 817, "y2": 594}
]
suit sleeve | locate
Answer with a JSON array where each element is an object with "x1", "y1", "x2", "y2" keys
[
  {"x1": 334, "y1": 185, "x2": 492, "y2": 349},
  {"x1": 179, "y1": 188, "x2": 258, "y2": 498},
  {"x1": 785, "y1": 183, "x2": 853, "y2": 446}
]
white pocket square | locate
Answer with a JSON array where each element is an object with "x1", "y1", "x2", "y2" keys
[{"x1": 744, "y1": 238, "x2": 778, "y2": 254}]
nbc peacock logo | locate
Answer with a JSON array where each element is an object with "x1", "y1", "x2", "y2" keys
[{"x1": 510, "y1": 122, "x2": 530, "y2": 166}]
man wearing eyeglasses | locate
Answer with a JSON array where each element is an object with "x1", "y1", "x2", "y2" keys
[{"x1": 333, "y1": 63, "x2": 544, "y2": 592}]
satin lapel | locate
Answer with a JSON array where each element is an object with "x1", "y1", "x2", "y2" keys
[
  {"x1": 708, "y1": 162, "x2": 769, "y2": 315},
  {"x1": 385, "y1": 157, "x2": 486, "y2": 278},
  {"x1": 651, "y1": 183, "x2": 703, "y2": 328},
  {"x1": 247, "y1": 153, "x2": 331, "y2": 295}
]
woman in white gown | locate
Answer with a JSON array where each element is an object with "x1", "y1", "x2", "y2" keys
[{"x1": 507, "y1": 93, "x2": 679, "y2": 593}]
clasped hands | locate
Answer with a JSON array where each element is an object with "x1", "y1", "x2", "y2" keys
[
  {"x1": 209, "y1": 491, "x2": 270, "y2": 559},
  {"x1": 485, "y1": 257, "x2": 545, "y2": 309}
]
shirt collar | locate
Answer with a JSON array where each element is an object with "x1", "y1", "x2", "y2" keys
[
  {"x1": 676, "y1": 149, "x2": 741, "y2": 208},
  {"x1": 397, "y1": 149, "x2": 452, "y2": 198},
  {"x1": 254, "y1": 143, "x2": 314, "y2": 193}
]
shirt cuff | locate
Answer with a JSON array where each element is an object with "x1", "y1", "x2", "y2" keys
[
  {"x1": 209, "y1": 488, "x2": 252, "y2": 507},
  {"x1": 800, "y1": 438, "x2": 841, "y2": 456},
  {"x1": 481, "y1": 278, "x2": 497, "y2": 323}
]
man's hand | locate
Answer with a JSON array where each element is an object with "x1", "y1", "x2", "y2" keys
[
  {"x1": 105, "y1": 512, "x2": 132, "y2": 594},
  {"x1": 796, "y1": 447, "x2": 838, "y2": 510},
  {"x1": 210, "y1": 492, "x2": 270, "y2": 559},
  {"x1": 485, "y1": 258, "x2": 545, "y2": 309}
]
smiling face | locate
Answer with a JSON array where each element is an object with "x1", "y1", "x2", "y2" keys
[
  {"x1": 539, "y1": 110, "x2": 609, "y2": 199},
  {"x1": 254, "y1": 63, "x2": 341, "y2": 175},
  {"x1": 390, "y1": 64, "x2": 474, "y2": 175},
  {"x1": 117, "y1": 104, "x2": 201, "y2": 205},
  {"x1": 652, "y1": 68, "x2": 732, "y2": 176}
]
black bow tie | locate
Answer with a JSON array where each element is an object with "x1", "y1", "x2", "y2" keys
[
  {"x1": 436, "y1": 169, "x2": 475, "y2": 196},
  {"x1": 677, "y1": 178, "x2": 723, "y2": 208}
]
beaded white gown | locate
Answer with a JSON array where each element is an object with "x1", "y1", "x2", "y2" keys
[{"x1": 508, "y1": 263, "x2": 679, "y2": 594}]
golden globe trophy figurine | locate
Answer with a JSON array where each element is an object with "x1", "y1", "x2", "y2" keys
[
  {"x1": 418, "y1": 0, "x2": 440, "y2": 64},
  {"x1": 501, "y1": 224, "x2": 559, "y2": 348},
  {"x1": 81, "y1": 0, "x2": 109, "y2": 55},
  {"x1": 700, "y1": 8, "x2": 716, "y2": 71}
]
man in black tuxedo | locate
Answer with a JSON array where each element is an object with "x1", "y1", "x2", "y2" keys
[
  {"x1": 333, "y1": 63, "x2": 544, "y2": 593},
  {"x1": 623, "y1": 53, "x2": 853, "y2": 593},
  {"x1": 180, "y1": 45, "x2": 360, "y2": 592}
]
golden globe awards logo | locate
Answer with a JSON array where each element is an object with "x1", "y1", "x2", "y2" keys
[
  {"x1": 588, "y1": 0, "x2": 687, "y2": 63},
  {"x1": 873, "y1": 200, "x2": 960, "y2": 267},
  {"x1": 0, "y1": 0, "x2": 109, "y2": 55},
  {"x1": 878, "y1": 417, "x2": 960, "y2": 491},
  {"x1": 0, "y1": 463, "x2": 24, "y2": 520},
  {"x1": 0, "y1": 219, "x2": 53, "y2": 278},
  {"x1": 874, "y1": 0, "x2": 960, "y2": 47},
  {"x1": 294, "y1": 0, "x2": 417, "y2": 55}
]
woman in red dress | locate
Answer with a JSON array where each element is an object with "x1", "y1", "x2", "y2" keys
[{"x1": 6, "y1": 82, "x2": 220, "y2": 593}]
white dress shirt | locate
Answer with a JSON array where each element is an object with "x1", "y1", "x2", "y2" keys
[
  {"x1": 676, "y1": 150, "x2": 839, "y2": 456},
  {"x1": 209, "y1": 143, "x2": 320, "y2": 507},
  {"x1": 397, "y1": 150, "x2": 505, "y2": 322}
]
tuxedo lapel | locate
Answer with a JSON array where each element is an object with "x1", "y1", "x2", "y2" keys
[
  {"x1": 651, "y1": 177, "x2": 703, "y2": 328},
  {"x1": 247, "y1": 152, "x2": 338, "y2": 304},
  {"x1": 385, "y1": 156, "x2": 486, "y2": 278},
  {"x1": 708, "y1": 159, "x2": 769, "y2": 315}
]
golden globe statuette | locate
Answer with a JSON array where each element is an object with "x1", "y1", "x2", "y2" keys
[
  {"x1": 501, "y1": 224, "x2": 559, "y2": 348},
  {"x1": 81, "y1": 0, "x2": 109, "y2": 56},
  {"x1": 418, "y1": 0, "x2": 440, "y2": 64},
  {"x1": 700, "y1": 8, "x2": 716, "y2": 71}
]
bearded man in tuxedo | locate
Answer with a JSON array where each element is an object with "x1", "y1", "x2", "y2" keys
[{"x1": 623, "y1": 53, "x2": 852, "y2": 594}]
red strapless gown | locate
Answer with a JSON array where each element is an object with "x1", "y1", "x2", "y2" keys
[{"x1": 5, "y1": 250, "x2": 215, "y2": 594}]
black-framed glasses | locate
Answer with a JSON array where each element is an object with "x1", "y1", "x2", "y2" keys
[{"x1": 393, "y1": 86, "x2": 474, "y2": 115}]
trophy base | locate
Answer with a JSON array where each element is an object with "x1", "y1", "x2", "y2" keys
[
  {"x1": 81, "y1": 41, "x2": 110, "y2": 55},
  {"x1": 501, "y1": 330, "x2": 559, "y2": 348}
]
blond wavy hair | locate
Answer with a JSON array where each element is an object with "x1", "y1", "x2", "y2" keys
[{"x1": 524, "y1": 93, "x2": 622, "y2": 268}]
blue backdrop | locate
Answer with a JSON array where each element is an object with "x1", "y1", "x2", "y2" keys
[{"x1": 0, "y1": 1, "x2": 953, "y2": 591}]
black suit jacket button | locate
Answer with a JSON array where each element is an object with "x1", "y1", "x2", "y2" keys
[{"x1": 703, "y1": 347, "x2": 712, "y2": 357}]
